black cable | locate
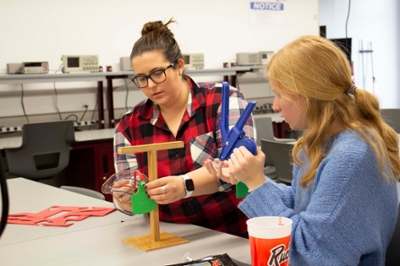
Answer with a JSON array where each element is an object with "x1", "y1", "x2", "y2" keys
[
  {"x1": 80, "y1": 105, "x2": 88, "y2": 122},
  {"x1": 64, "y1": 114, "x2": 78, "y2": 122},
  {"x1": 53, "y1": 63, "x2": 63, "y2": 121},
  {"x1": 111, "y1": 79, "x2": 134, "y2": 120},
  {"x1": 91, "y1": 99, "x2": 97, "y2": 121},
  {"x1": 20, "y1": 84, "x2": 30, "y2": 123},
  {"x1": 89, "y1": 92, "x2": 99, "y2": 130},
  {"x1": 113, "y1": 79, "x2": 134, "y2": 91},
  {"x1": 345, "y1": 0, "x2": 351, "y2": 38},
  {"x1": 0, "y1": 156, "x2": 9, "y2": 239},
  {"x1": 52, "y1": 83, "x2": 63, "y2": 121}
]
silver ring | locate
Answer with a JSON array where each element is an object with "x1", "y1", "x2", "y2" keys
[{"x1": 161, "y1": 186, "x2": 166, "y2": 194}]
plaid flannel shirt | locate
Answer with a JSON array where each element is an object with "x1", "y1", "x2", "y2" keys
[{"x1": 114, "y1": 78, "x2": 256, "y2": 237}]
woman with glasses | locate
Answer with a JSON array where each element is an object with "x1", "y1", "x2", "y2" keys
[{"x1": 112, "y1": 18, "x2": 256, "y2": 238}]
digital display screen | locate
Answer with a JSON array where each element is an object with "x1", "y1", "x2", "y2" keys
[
  {"x1": 182, "y1": 55, "x2": 190, "y2": 64},
  {"x1": 67, "y1": 57, "x2": 80, "y2": 68},
  {"x1": 261, "y1": 53, "x2": 268, "y2": 59},
  {"x1": 24, "y1": 62, "x2": 42, "y2": 67}
]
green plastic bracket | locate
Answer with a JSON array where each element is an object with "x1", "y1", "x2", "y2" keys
[
  {"x1": 131, "y1": 181, "x2": 156, "y2": 214},
  {"x1": 236, "y1": 181, "x2": 249, "y2": 198}
]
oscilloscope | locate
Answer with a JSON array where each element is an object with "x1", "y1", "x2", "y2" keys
[{"x1": 61, "y1": 55, "x2": 99, "y2": 73}]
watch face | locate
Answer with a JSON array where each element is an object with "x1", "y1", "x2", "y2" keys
[{"x1": 185, "y1": 179, "x2": 195, "y2": 191}]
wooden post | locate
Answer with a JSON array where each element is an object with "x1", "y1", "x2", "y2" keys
[
  {"x1": 147, "y1": 149, "x2": 159, "y2": 241},
  {"x1": 118, "y1": 141, "x2": 189, "y2": 251}
]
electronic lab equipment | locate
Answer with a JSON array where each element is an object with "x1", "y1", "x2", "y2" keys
[
  {"x1": 61, "y1": 55, "x2": 99, "y2": 73},
  {"x1": 236, "y1": 51, "x2": 274, "y2": 66},
  {"x1": 120, "y1": 57, "x2": 133, "y2": 71},
  {"x1": 258, "y1": 51, "x2": 274, "y2": 64},
  {"x1": 236, "y1": 52, "x2": 260, "y2": 66},
  {"x1": 182, "y1": 53, "x2": 204, "y2": 69},
  {"x1": 7, "y1": 62, "x2": 49, "y2": 74}
]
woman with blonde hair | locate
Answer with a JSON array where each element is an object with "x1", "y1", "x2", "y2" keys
[{"x1": 206, "y1": 35, "x2": 400, "y2": 265}]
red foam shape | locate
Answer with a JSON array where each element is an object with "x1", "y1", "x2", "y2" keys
[{"x1": 6, "y1": 206, "x2": 116, "y2": 227}]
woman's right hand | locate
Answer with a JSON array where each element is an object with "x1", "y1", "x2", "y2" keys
[
  {"x1": 204, "y1": 158, "x2": 237, "y2": 184},
  {"x1": 114, "y1": 198, "x2": 133, "y2": 213},
  {"x1": 112, "y1": 178, "x2": 135, "y2": 213}
]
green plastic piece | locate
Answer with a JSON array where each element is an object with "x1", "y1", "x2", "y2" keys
[
  {"x1": 236, "y1": 181, "x2": 249, "y2": 198},
  {"x1": 131, "y1": 181, "x2": 156, "y2": 214}
]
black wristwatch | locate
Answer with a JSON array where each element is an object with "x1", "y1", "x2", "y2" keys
[{"x1": 181, "y1": 175, "x2": 194, "y2": 199}]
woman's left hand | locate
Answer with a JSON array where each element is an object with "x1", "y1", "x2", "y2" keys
[
  {"x1": 144, "y1": 175, "x2": 186, "y2": 205},
  {"x1": 229, "y1": 146, "x2": 266, "y2": 189}
]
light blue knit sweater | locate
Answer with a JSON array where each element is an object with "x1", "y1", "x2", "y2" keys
[{"x1": 239, "y1": 130, "x2": 398, "y2": 266}]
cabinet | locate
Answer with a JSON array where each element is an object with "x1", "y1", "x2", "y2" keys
[{"x1": 65, "y1": 139, "x2": 115, "y2": 202}]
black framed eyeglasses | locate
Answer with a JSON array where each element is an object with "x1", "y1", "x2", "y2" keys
[{"x1": 131, "y1": 62, "x2": 175, "y2": 88}]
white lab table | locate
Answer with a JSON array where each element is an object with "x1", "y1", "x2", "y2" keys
[
  {"x1": 0, "y1": 128, "x2": 115, "y2": 150},
  {"x1": 0, "y1": 178, "x2": 135, "y2": 246},
  {"x1": 0, "y1": 178, "x2": 251, "y2": 266}
]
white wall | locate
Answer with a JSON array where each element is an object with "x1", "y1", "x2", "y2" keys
[
  {"x1": 319, "y1": 0, "x2": 400, "y2": 108},
  {"x1": 0, "y1": 0, "x2": 319, "y2": 127}
]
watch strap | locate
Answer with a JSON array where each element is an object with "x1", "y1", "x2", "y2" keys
[{"x1": 181, "y1": 175, "x2": 194, "y2": 199}]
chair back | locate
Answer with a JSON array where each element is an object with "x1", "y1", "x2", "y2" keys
[
  {"x1": 261, "y1": 139, "x2": 294, "y2": 184},
  {"x1": 255, "y1": 115, "x2": 276, "y2": 167},
  {"x1": 255, "y1": 115, "x2": 296, "y2": 165},
  {"x1": 381, "y1": 109, "x2": 400, "y2": 133},
  {"x1": 386, "y1": 203, "x2": 400, "y2": 265},
  {"x1": 4, "y1": 121, "x2": 75, "y2": 180},
  {"x1": 254, "y1": 115, "x2": 276, "y2": 146}
]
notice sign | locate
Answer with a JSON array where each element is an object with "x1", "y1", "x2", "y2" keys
[{"x1": 249, "y1": 1, "x2": 286, "y2": 26}]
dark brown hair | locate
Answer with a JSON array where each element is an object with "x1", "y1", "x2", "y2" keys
[{"x1": 130, "y1": 18, "x2": 182, "y2": 65}]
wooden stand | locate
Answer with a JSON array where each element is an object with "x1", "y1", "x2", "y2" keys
[{"x1": 118, "y1": 141, "x2": 189, "y2": 251}]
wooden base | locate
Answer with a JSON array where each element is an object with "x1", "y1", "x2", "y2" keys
[{"x1": 122, "y1": 231, "x2": 189, "y2": 251}]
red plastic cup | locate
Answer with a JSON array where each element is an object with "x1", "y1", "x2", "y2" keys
[{"x1": 247, "y1": 216, "x2": 292, "y2": 266}]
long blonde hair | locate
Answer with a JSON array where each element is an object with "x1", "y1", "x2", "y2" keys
[{"x1": 267, "y1": 35, "x2": 400, "y2": 186}]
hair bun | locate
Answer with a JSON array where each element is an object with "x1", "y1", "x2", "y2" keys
[
  {"x1": 130, "y1": 18, "x2": 180, "y2": 62},
  {"x1": 141, "y1": 18, "x2": 175, "y2": 38}
]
